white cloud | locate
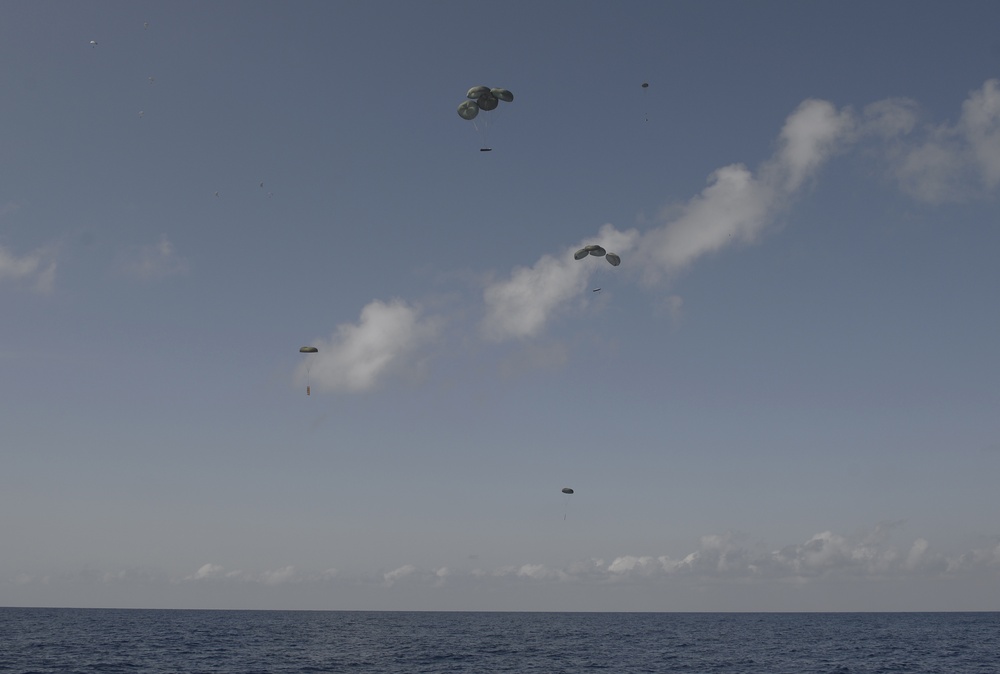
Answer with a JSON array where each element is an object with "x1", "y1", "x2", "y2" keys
[
  {"x1": 637, "y1": 163, "x2": 774, "y2": 281},
  {"x1": 478, "y1": 82, "x2": 1000, "y2": 343},
  {"x1": 771, "y1": 99, "x2": 856, "y2": 193},
  {"x1": 962, "y1": 79, "x2": 1000, "y2": 188},
  {"x1": 303, "y1": 299, "x2": 441, "y2": 392},
  {"x1": 11, "y1": 527, "x2": 998, "y2": 612},
  {"x1": 189, "y1": 563, "x2": 226, "y2": 580},
  {"x1": 118, "y1": 235, "x2": 189, "y2": 280},
  {"x1": 608, "y1": 555, "x2": 658, "y2": 575},
  {"x1": 481, "y1": 97, "x2": 855, "y2": 339},
  {"x1": 180, "y1": 564, "x2": 334, "y2": 585},
  {"x1": 861, "y1": 98, "x2": 920, "y2": 138},
  {"x1": 339, "y1": 525, "x2": 993, "y2": 591},
  {"x1": 300, "y1": 81, "x2": 1000, "y2": 382},
  {"x1": 481, "y1": 224, "x2": 638, "y2": 341},
  {"x1": 260, "y1": 565, "x2": 298, "y2": 585},
  {"x1": 383, "y1": 564, "x2": 417, "y2": 586},
  {"x1": 888, "y1": 79, "x2": 1000, "y2": 202},
  {"x1": 946, "y1": 540, "x2": 1000, "y2": 573},
  {"x1": 0, "y1": 244, "x2": 56, "y2": 293}
]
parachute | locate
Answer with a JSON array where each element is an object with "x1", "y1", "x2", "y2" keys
[
  {"x1": 573, "y1": 245, "x2": 619, "y2": 266},
  {"x1": 300, "y1": 346, "x2": 318, "y2": 395},
  {"x1": 89, "y1": 40, "x2": 98, "y2": 47},
  {"x1": 561, "y1": 487, "x2": 574, "y2": 519},
  {"x1": 457, "y1": 85, "x2": 514, "y2": 151},
  {"x1": 574, "y1": 245, "x2": 621, "y2": 291}
]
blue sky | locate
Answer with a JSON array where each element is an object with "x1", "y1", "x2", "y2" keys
[{"x1": 3, "y1": 0, "x2": 1000, "y2": 611}]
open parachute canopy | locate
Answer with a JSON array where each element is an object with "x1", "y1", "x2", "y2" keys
[
  {"x1": 562, "y1": 487, "x2": 575, "y2": 494},
  {"x1": 574, "y1": 244, "x2": 620, "y2": 266},
  {"x1": 299, "y1": 346, "x2": 318, "y2": 353},
  {"x1": 457, "y1": 85, "x2": 514, "y2": 119}
]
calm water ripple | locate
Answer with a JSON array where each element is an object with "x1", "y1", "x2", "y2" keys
[{"x1": 1, "y1": 609, "x2": 997, "y2": 673}]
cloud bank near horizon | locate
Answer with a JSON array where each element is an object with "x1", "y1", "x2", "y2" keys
[{"x1": 8, "y1": 522, "x2": 998, "y2": 600}]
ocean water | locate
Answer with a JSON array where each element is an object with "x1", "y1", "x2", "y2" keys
[{"x1": 0, "y1": 609, "x2": 997, "y2": 673}]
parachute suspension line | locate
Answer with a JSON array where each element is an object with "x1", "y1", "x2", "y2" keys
[{"x1": 473, "y1": 116, "x2": 490, "y2": 151}]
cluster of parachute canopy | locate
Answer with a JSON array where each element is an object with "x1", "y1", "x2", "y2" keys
[
  {"x1": 457, "y1": 86, "x2": 513, "y2": 151},
  {"x1": 457, "y1": 85, "x2": 514, "y2": 121},
  {"x1": 574, "y1": 244, "x2": 621, "y2": 266}
]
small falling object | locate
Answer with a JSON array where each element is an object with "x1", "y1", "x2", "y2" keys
[
  {"x1": 144, "y1": 21, "x2": 149, "y2": 29},
  {"x1": 90, "y1": 40, "x2": 98, "y2": 47},
  {"x1": 214, "y1": 191, "x2": 220, "y2": 197},
  {"x1": 138, "y1": 111, "x2": 144, "y2": 118},
  {"x1": 148, "y1": 76, "x2": 155, "y2": 84}
]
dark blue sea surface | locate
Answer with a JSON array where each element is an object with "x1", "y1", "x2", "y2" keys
[{"x1": 1, "y1": 609, "x2": 997, "y2": 673}]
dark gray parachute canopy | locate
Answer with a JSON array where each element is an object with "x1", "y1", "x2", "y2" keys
[
  {"x1": 457, "y1": 85, "x2": 513, "y2": 123},
  {"x1": 562, "y1": 487, "x2": 574, "y2": 494},
  {"x1": 477, "y1": 92, "x2": 499, "y2": 111},
  {"x1": 466, "y1": 85, "x2": 491, "y2": 99},
  {"x1": 299, "y1": 346, "x2": 318, "y2": 353},
  {"x1": 457, "y1": 100, "x2": 479, "y2": 120},
  {"x1": 491, "y1": 88, "x2": 514, "y2": 102},
  {"x1": 575, "y1": 246, "x2": 622, "y2": 269},
  {"x1": 574, "y1": 244, "x2": 607, "y2": 259}
]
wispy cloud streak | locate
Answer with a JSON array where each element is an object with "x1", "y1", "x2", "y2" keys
[{"x1": 0, "y1": 244, "x2": 56, "y2": 293}]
